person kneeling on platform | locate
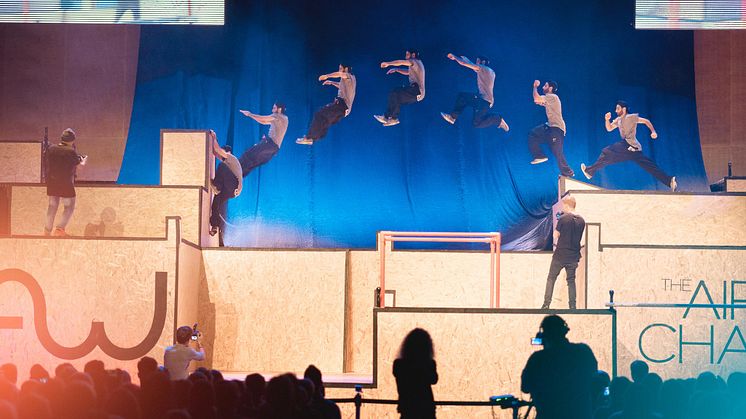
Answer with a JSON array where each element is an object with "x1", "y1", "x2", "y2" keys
[
  {"x1": 45, "y1": 128, "x2": 87, "y2": 237},
  {"x1": 542, "y1": 195, "x2": 585, "y2": 309},
  {"x1": 164, "y1": 325, "x2": 205, "y2": 381},
  {"x1": 208, "y1": 130, "x2": 242, "y2": 246}
]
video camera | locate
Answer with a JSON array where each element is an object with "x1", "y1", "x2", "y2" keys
[
  {"x1": 489, "y1": 394, "x2": 532, "y2": 409},
  {"x1": 191, "y1": 323, "x2": 201, "y2": 341}
]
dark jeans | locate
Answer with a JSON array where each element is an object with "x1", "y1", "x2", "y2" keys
[
  {"x1": 239, "y1": 136, "x2": 280, "y2": 177},
  {"x1": 543, "y1": 255, "x2": 578, "y2": 309},
  {"x1": 385, "y1": 83, "x2": 420, "y2": 119},
  {"x1": 307, "y1": 98, "x2": 348, "y2": 140},
  {"x1": 450, "y1": 92, "x2": 503, "y2": 128},
  {"x1": 210, "y1": 163, "x2": 239, "y2": 246},
  {"x1": 586, "y1": 140, "x2": 672, "y2": 187},
  {"x1": 528, "y1": 123, "x2": 573, "y2": 176}
]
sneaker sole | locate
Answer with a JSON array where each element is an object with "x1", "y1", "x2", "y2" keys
[
  {"x1": 530, "y1": 158, "x2": 549, "y2": 165},
  {"x1": 440, "y1": 113, "x2": 455, "y2": 124}
]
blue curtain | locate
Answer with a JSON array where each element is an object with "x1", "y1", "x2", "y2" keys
[{"x1": 119, "y1": 0, "x2": 707, "y2": 249}]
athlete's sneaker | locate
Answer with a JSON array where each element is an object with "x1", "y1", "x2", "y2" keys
[
  {"x1": 498, "y1": 119, "x2": 510, "y2": 132},
  {"x1": 440, "y1": 112, "x2": 455, "y2": 124},
  {"x1": 374, "y1": 115, "x2": 400, "y2": 126},
  {"x1": 540, "y1": 303, "x2": 550, "y2": 310},
  {"x1": 209, "y1": 226, "x2": 218, "y2": 236},
  {"x1": 580, "y1": 163, "x2": 592, "y2": 179},
  {"x1": 670, "y1": 176, "x2": 677, "y2": 192},
  {"x1": 530, "y1": 157, "x2": 549, "y2": 165},
  {"x1": 52, "y1": 227, "x2": 68, "y2": 237},
  {"x1": 296, "y1": 137, "x2": 313, "y2": 145}
]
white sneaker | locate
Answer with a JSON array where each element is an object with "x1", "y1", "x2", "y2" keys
[
  {"x1": 670, "y1": 176, "x2": 677, "y2": 192},
  {"x1": 580, "y1": 163, "x2": 592, "y2": 179},
  {"x1": 530, "y1": 157, "x2": 549, "y2": 165},
  {"x1": 296, "y1": 137, "x2": 313, "y2": 145},
  {"x1": 375, "y1": 115, "x2": 400, "y2": 126},
  {"x1": 440, "y1": 112, "x2": 455, "y2": 124},
  {"x1": 498, "y1": 119, "x2": 509, "y2": 132}
]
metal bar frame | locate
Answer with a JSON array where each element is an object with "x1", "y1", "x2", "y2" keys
[{"x1": 377, "y1": 231, "x2": 501, "y2": 308}]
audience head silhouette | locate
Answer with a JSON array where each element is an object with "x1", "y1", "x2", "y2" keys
[{"x1": 398, "y1": 327, "x2": 434, "y2": 360}]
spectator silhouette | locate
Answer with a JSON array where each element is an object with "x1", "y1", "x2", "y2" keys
[
  {"x1": 187, "y1": 379, "x2": 216, "y2": 419},
  {"x1": 521, "y1": 315, "x2": 598, "y2": 419},
  {"x1": 630, "y1": 360, "x2": 649, "y2": 383},
  {"x1": 242, "y1": 373, "x2": 266, "y2": 416},
  {"x1": 105, "y1": 386, "x2": 142, "y2": 419},
  {"x1": 393, "y1": 328, "x2": 439, "y2": 419},
  {"x1": 137, "y1": 357, "x2": 159, "y2": 384},
  {"x1": 29, "y1": 365, "x2": 50, "y2": 383},
  {"x1": 215, "y1": 380, "x2": 241, "y2": 419},
  {"x1": 592, "y1": 370, "x2": 611, "y2": 413},
  {"x1": 259, "y1": 373, "x2": 297, "y2": 419},
  {"x1": 140, "y1": 370, "x2": 172, "y2": 419},
  {"x1": 657, "y1": 379, "x2": 689, "y2": 419},
  {"x1": 18, "y1": 392, "x2": 51, "y2": 419},
  {"x1": 304, "y1": 365, "x2": 341, "y2": 419},
  {"x1": 607, "y1": 382, "x2": 661, "y2": 419}
]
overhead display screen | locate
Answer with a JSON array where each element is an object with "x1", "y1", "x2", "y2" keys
[
  {"x1": 636, "y1": 1, "x2": 746, "y2": 29},
  {"x1": 0, "y1": 0, "x2": 223, "y2": 25}
]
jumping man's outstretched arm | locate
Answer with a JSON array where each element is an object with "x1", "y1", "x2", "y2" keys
[
  {"x1": 240, "y1": 110, "x2": 274, "y2": 125},
  {"x1": 447, "y1": 53, "x2": 480, "y2": 71},
  {"x1": 380, "y1": 59, "x2": 413, "y2": 68},
  {"x1": 638, "y1": 117, "x2": 658, "y2": 139},
  {"x1": 532, "y1": 80, "x2": 545, "y2": 106},
  {"x1": 319, "y1": 71, "x2": 350, "y2": 81}
]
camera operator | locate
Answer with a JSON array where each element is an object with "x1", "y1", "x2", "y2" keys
[
  {"x1": 521, "y1": 315, "x2": 598, "y2": 419},
  {"x1": 164, "y1": 325, "x2": 205, "y2": 381}
]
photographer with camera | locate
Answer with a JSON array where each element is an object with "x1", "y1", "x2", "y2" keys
[
  {"x1": 164, "y1": 325, "x2": 205, "y2": 381},
  {"x1": 521, "y1": 315, "x2": 598, "y2": 419}
]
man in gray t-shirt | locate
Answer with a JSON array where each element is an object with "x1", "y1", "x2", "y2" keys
[
  {"x1": 374, "y1": 49, "x2": 425, "y2": 126},
  {"x1": 238, "y1": 102, "x2": 288, "y2": 177},
  {"x1": 528, "y1": 79, "x2": 574, "y2": 177},
  {"x1": 581, "y1": 100, "x2": 676, "y2": 191},
  {"x1": 440, "y1": 53, "x2": 509, "y2": 132},
  {"x1": 297, "y1": 63, "x2": 357, "y2": 145}
]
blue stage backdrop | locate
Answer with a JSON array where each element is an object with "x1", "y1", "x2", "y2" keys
[{"x1": 119, "y1": 0, "x2": 707, "y2": 249}]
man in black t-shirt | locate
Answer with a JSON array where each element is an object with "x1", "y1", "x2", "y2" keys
[
  {"x1": 45, "y1": 128, "x2": 86, "y2": 236},
  {"x1": 542, "y1": 195, "x2": 585, "y2": 309}
]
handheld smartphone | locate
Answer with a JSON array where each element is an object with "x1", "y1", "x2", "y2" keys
[{"x1": 531, "y1": 337, "x2": 543, "y2": 346}]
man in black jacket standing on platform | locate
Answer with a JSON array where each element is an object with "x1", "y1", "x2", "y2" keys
[
  {"x1": 45, "y1": 128, "x2": 87, "y2": 236},
  {"x1": 541, "y1": 195, "x2": 585, "y2": 309}
]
